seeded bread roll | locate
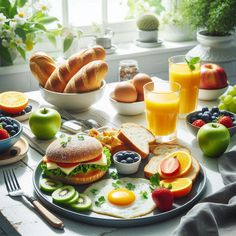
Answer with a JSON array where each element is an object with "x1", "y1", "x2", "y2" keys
[{"x1": 46, "y1": 136, "x2": 103, "y2": 163}]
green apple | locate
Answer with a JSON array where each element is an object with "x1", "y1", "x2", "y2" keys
[
  {"x1": 197, "y1": 123, "x2": 230, "y2": 158},
  {"x1": 29, "y1": 108, "x2": 61, "y2": 140}
]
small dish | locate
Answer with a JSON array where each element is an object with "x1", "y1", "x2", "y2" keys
[
  {"x1": 186, "y1": 109, "x2": 236, "y2": 136},
  {"x1": 109, "y1": 92, "x2": 145, "y2": 116},
  {"x1": 0, "y1": 137, "x2": 28, "y2": 166},
  {"x1": 113, "y1": 150, "x2": 141, "y2": 175},
  {"x1": 135, "y1": 39, "x2": 163, "y2": 48},
  {"x1": 0, "y1": 117, "x2": 23, "y2": 153},
  {"x1": 198, "y1": 86, "x2": 228, "y2": 101}
]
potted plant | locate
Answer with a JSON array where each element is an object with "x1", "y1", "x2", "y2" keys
[
  {"x1": 0, "y1": 0, "x2": 59, "y2": 66},
  {"x1": 182, "y1": 0, "x2": 236, "y2": 64},
  {"x1": 159, "y1": 0, "x2": 195, "y2": 42},
  {"x1": 136, "y1": 13, "x2": 159, "y2": 43}
]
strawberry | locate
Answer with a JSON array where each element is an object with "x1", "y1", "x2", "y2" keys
[
  {"x1": 152, "y1": 188, "x2": 173, "y2": 212},
  {"x1": 218, "y1": 116, "x2": 233, "y2": 128},
  {"x1": 0, "y1": 128, "x2": 10, "y2": 140},
  {"x1": 192, "y1": 119, "x2": 206, "y2": 127}
]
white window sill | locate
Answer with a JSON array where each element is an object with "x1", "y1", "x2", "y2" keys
[{"x1": 0, "y1": 40, "x2": 197, "y2": 76}]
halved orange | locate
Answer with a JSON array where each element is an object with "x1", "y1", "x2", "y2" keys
[
  {"x1": 160, "y1": 177, "x2": 193, "y2": 198},
  {"x1": 0, "y1": 91, "x2": 28, "y2": 114},
  {"x1": 158, "y1": 151, "x2": 192, "y2": 179}
]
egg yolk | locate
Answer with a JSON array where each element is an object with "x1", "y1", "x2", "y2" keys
[{"x1": 108, "y1": 188, "x2": 135, "y2": 206}]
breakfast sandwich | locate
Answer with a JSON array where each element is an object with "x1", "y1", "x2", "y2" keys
[{"x1": 41, "y1": 135, "x2": 111, "y2": 184}]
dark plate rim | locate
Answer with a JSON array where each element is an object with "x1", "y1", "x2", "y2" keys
[{"x1": 33, "y1": 162, "x2": 207, "y2": 227}]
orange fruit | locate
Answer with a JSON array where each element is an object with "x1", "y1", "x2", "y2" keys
[
  {"x1": 160, "y1": 177, "x2": 193, "y2": 198},
  {"x1": 158, "y1": 151, "x2": 192, "y2": 178},
  {"x1": 0, "y1": 91, "x2": 28, "y2": 114}
]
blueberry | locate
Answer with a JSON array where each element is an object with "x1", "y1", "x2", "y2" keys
[
  {"x1": 1, "y1": 121, "x2": 7, "y2": 128},
  {"x1": 5, "y1": 125, "x2": 13, "y2": 132},
  {"x1": 201, "y1": 114, "x2": 210, "y2": 122},
  {"x1": 134, "y1": 156, "x2": 140, "y2": 162},
  {"x1": 10, "y1": 130, "x2": 16, "y2": 136},
  {"x1": 20, "y1": 110, "x2": 26, "y2": 115},
  {"x1": 197, "y1": 112, "x2": 203, "y2": 119},
  {"x1": 10, "y1": 149, "x2": 17, "y2": 156},
  {"x1": 211, "y1": 116, "x2": 216, "y2": 121},
  {"x1": 120, "y1": 160, "x2": 127, "y2": 164},
  {"x1": 129, "y1": 153, "x2": 135, "y2": 159},
  {"x1": 5, "y1": 119, "x2": 12, "y2": 125},
  {"x1": 202, "y1": 106, "x2": 209, "y2": 113},
  {"x1": 190, "y1": 116, "x2": 197, "y2": 123},
  {"x1": 126, "y1": 157, "x2": 134, "y2": 163},
  {"x1": 25, "y1": 105, "x2": 32, "y2": 113},
  {"x1": 213, "y1": 112, "x2": 219, "y2": 117},
  {"x1": 0, "y1": 117, "x2": 6, "y2": 122},
  {"x1": 211, "y1": 106, "x2": 219, "y2": 113}
]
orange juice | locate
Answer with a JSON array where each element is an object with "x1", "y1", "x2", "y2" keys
[
  {"x1": 145, "y1": 90, "x2": 180, "y2": 136},
  {"x1": 169, "y1": 63, "x2": 201, "y2": 115}
]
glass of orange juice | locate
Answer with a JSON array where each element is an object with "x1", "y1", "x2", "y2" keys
[
  {"x1": 144, "y1": 81, "x2": 180, "y2": 142},
  {"x1": 169, "y1": 55, "x2": 201, "y2": 118}
]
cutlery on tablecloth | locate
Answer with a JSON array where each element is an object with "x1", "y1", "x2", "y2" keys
[{"x1": 3, "y1": 169, "x2": 64, "y2": 230}]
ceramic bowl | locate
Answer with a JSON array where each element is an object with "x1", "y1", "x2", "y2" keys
[
  {"x1": 109, "y1": 92, "x2": 145, "y2": 116},
  {"x1": 198, "y1": 85, "x2": 228, "y2": 101},
  {"x1": 113, "y1": 150, "x2": 141, "y2": 175},
  {"x1": 186, "y1": 110, "x2": 236, "y2": 137},
  {"x1": 40, "y1": 81, "x2": 106, "y2": 111},
  {"x1": 0, "y1": 117, "x2": 23, "y2": 153}
]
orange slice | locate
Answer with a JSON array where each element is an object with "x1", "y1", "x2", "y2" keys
[
  {"x1": 158, "y1": 151, "x2": 192, "y2": 178},
  {"x1": 160, "y1": 177, "x2": 193, "y2": 198},
  {"x1": 0, "y1": 91, "x2": 28, "y2": 114}
]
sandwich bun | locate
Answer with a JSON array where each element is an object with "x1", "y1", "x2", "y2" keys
[{"x1": 46, "y1": 136, "x2": 103, "y2": 163}]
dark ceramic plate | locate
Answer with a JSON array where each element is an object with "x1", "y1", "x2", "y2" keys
[{"x1": 33, "y1": 158, "x2": 207, "y2": 227}]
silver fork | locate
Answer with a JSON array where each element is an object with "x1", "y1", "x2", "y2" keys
[{"x1": 3, "y1": 169, "x2": 64, "y2": 230}]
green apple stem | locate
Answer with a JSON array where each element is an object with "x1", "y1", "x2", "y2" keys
[{"x1": 42, "y1": 108, "x2": 48, "y2": 114}]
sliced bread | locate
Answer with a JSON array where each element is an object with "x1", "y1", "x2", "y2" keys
[{"x1": 117, "y1": 123, "x2": 156, "y2": 158}]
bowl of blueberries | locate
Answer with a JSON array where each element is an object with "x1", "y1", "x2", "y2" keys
[
  {"x1": 0, "y1": 117, "x2": 23, "y2": 153},
  {"x1": 113, "y1": 150, "x2": 141, "y2": 175},
  {"x1": 186, "y1": 106, "x2": 236, "y2": 137}
]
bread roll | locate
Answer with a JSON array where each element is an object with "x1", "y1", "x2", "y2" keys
[
  {"x1": 64, "y1": 60, "x2": 108, "y2": 93},
  {"x1": 45, "y1": 46, "x2": 106, "y2": 92},
  {"x1": 29, "y1": 52, "x2": 56, "y2": 86}
]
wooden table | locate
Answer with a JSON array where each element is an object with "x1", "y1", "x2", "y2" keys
[{"x1": 0, "y1": 84, "x2": 234, "y2": 236}]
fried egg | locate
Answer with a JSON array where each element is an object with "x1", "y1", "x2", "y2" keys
[{"x1": 84, "y1": 177, "x2": 155, "y2": 218}]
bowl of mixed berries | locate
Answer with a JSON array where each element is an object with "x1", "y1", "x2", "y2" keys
[
  {"x1": 186, "y1": 106, "x2": 236, "y2": 137},
  {"x1": 0, "y1": 117, "x2": 23, "y2": 153}
]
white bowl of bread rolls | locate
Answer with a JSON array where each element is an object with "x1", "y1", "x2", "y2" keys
[
  {"x1": 109, "y1": 73, "x2": 152, "y2": 116},
  {"x1": 30, "y1": 46, "x2": 108, "y2": 111}
]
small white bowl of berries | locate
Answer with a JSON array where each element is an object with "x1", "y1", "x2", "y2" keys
[
  {"x1": 113, "y1": 150, "x2": 141, "y2": 175},
  {"x1": 0, "y1": 117, "x2": 23, "y2": 153},
  {"x1": 186, "y1": 106, "x2": 236, "y2": 137}
]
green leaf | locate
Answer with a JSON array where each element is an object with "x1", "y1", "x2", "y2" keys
[
  {"x1": 38, "y1": 16, "x2": 58, "y2": 24},
  {"x1": 95, "y1": 196, "x2": 106, "y2": 207},
  {"x1": 150, "y1": 173, "x2": 160, "y2": 187},
  {"x1": 9, "y1": 0, "x2": 17, "y2": 18},
  {"x1": 63, "y1": 35, "x2": 74, "y2": 53},
  {"x1": 34, "y1": 23, "x2": 47, "y2": 31},
  {"x1": 185, "y1": 57, "x2": 201, "y2": 71},
  {"x1": 0, "y1": 44, "x2": 12, "y2": 64},
  {"x1": 126, "y1": 183, "x2": 135, "y2": 191},
  {"x1": 15, "y1": 27, "x2": 26, "y2": 41},
  {"x1": 109, "y1": 171, "x2": 118, "y2": 180},
  {"x1": 0, "y1": 0, "x2": 11, "y2": 17},
  {"x1": 16, "y1": 47, "x2": 26, "y2": 60},
  {"x1": 140, "y1": 191, "x2": 148, "y2": 199},
  {"x1": 17, "y1": 0, "x2": 27, "y2": 7},
  {"x1": 90, "y1": 188, "x2": 98, "y2": 196},
  {"x1": 46, "y1": 33, "x2": 56, "y2": 46}
]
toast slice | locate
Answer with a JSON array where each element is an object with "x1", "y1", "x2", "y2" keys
[
  {"x1": 117, "y1": 123, "x2": 156, "y2": 158},
  {"x1": 151, "y1": 143, "x2": 191, "y2": 156},
  {"x1": 144, "y1": 144, "x2": 200, "y2": 182}
]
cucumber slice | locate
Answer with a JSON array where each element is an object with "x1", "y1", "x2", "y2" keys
[
  {"x1": 69, "y1": 194, "x2": 92, "y2": 212},
  {"x1": 65, "y1": 191, "x2": 79, "y2": 205},
  {"x1": 39, "y1": 178, "x2": 63, "y2": 193},
  {"x1": 52, "y1": 185, "x2": 76, "y2": 203}
]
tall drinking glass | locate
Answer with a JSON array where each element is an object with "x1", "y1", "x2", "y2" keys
[
  {"x1": 169, "y1": 55, "x2": 201, "y2": 118},
  {"x1": 144, "y1": 82, "x2": 180, "y2": 143}
]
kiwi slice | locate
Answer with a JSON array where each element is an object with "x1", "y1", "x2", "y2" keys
[
  {"x1": 52, "y1": 185, "x2": 76, "y2": 203},
  {"x1": 65, "y1": 191, "x2": 79, "y2": 205},
  {"x1": 39, "y1": 178, "x2": 63, "y2": 193},
  {"x1": 69, "y1": 194, "x2": 92, "y2": 212}
]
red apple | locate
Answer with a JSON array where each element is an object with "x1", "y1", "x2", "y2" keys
[{"x1": 200, "y1": 64, "x2": 228, "y2": 89}]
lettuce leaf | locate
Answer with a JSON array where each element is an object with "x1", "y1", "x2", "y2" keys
[{"x1": 41, "y1": 147, "x2": 111, "y2": 177}]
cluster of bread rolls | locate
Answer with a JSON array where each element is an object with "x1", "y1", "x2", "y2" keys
[{"x1": 29, "y1": 46, "x2": 108, "y2": 93}]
